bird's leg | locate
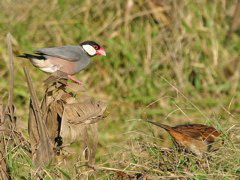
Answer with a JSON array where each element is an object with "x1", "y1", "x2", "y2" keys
[{"x1": 67, "y1": 75, "x2": 83, "y2": 85}]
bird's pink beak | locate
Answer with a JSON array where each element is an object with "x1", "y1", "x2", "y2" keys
[{"x1": 96, "y1": 47, "x2": 106, "y2": 56}]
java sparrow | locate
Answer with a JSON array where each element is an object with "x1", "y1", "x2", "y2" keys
[{"x1": 18, "y1": 41, "x2": 106, "y2": 84}]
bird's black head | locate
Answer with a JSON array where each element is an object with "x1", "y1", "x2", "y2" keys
[{"x1": 80, "y1": 41, "x2": 106, "y2": 57}]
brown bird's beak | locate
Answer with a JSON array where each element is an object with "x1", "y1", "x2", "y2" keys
[{"x1": 96, "y1": 47, "x2": 106, "y2": 56}]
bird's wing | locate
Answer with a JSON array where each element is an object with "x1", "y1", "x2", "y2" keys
[
  {"x1": 174, "y1": 124, "x2": 205, "y2": 140},
  {"x1": 35, "y1": 45, "x2": 86, "y2": 61},
  {"x1": 174, "y1": 124, "x2": 220, "y2": 142}
]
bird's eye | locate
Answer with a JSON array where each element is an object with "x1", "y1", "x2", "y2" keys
[{"x1": 93, "y1": 45, "x2": 99, "y2": 50}]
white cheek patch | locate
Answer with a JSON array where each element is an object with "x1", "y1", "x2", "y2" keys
[{"x1": 82, "y1": 44, "x2": 96, "y2": 56}]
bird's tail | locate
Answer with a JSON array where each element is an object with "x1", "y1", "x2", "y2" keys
[
  {"x1": 146, "y1": 120, "x2": 172, "y2": 131},
  {"x1": 17, "y1": 53, "x2": 46, "y2": 60}
]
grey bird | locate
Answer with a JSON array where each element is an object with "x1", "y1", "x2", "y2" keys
[{"x1": 18, "y1": 41, "x2": 106, "y2": 84}]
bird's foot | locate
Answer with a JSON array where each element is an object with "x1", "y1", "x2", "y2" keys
[{"x1": 68, "y1": 75, "x2": 83, "y2": 85}]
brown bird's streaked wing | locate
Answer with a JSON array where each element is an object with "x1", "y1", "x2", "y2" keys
[{"x1": 173, "y1": 124, "x2": 220, "y2": 143}]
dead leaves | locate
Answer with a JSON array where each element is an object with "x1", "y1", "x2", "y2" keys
[
  {"x1": 27, "y1": 73, "x2": 107, "y2": 167},
  {"x1": 63, "y1": 99, "x2": 106, "y2": 125},
  {"x1": 60, "y1": 99, "x2": 107, "y2": 145},
  {"x1": 0, "y1": 33, "x2": 30, "y2": 180},
  {"x1": 25, "y1": 67, "x2": 55, "y2": 167}
]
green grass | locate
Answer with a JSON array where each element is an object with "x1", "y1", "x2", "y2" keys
[{"x1": 0, "y1": 0, "x2": 240, "y2": 179}]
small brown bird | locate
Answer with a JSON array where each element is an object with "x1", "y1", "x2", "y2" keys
[{"x1": 147, "y1": 120, "x2": 221, "y2": 157}]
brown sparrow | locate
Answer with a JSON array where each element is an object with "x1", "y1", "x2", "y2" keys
[{"x1": 147, "y1": 120, "x2": 221, "y2": 157}]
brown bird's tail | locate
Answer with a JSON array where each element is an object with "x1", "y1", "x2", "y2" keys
[{"x1": 146, "y1": 120, "x2": 172, "y2": 131}]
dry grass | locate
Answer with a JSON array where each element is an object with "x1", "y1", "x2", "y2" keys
[{"x1": 0, "y1": 0, "x2": 240, "y2": 178}]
